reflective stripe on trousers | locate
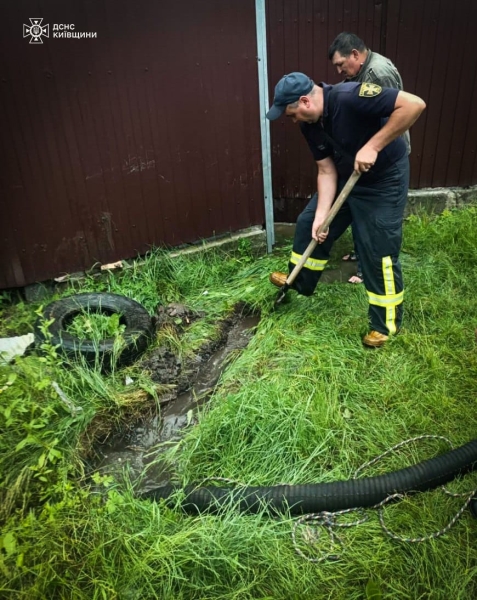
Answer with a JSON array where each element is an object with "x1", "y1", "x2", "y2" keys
[
  {"x1": 288, "y1": 156, "x2": 410, "y2": 334},
  {"x1": 366, "y1": 257, "x2": 404, "y2": 335},
  {"x1": 290, "y1": 252, "x2": 328, "y2": 272}
]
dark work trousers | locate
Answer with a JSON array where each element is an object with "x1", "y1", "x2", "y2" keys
[{"x1": 289, "y1": 155, "x2": 410, "y2": 335}]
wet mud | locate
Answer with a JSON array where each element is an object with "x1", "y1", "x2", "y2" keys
[{"x1": 93, "y1": 304, "x2": 260, "y2": 488}]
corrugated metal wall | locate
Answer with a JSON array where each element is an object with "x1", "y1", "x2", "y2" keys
[
  {"x1": 267, "y1": 0, "x2": 384, "y2": 219},
  {"x1": 0, "y1": 0, "x2": 264, "y2": 289},
  {"x1": 268, "y1": 0, "x2": 477, "y2": 220},
  {"x1": 386, "y1": 0, "x2": 477, "y2": 189},
  {"x1": 2, "y1": 1, "x2": 476, "y2": 289}
]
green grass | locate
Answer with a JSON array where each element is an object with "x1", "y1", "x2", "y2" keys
[
  {"x1": 65, "y1": 311, "x2": 127, "y2": 341},
  {"x1": 0, "y1": 291, "x2": 39, "y2": 337},
  {"x1": 1, "y1": 208, "x2": 477, "y2": 598}
]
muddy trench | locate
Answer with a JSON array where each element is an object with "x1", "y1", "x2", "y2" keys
[{"x1": 93, "y1": 304, "x2": 260, "y2": 489}]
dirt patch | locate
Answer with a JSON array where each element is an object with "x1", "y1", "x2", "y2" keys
[
  {"x1": 141, "y1": 303, "x2": 253, "y2": 399},
  {"x1": 92, "y1": 303, "x2": 260, "y2": 487},
  {"x1": 153, "y1": 302, "x2": 204, "y2": 330}
]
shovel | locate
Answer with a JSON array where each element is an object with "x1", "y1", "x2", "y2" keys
[{"x1": 275, "y1": 170, "x2": 362, "y2": 305}]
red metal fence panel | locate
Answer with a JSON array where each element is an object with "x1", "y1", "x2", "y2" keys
[
  {"x1": 386, "y1": 0, "x2": 477, "y2": 188},
  {"x1": 0, "y1": 0, "x2": 264, "y2": 289},
  {"x1": 267, "y1": 0, "x2": 384, "y2": 219},
  {"x1": 2, "y1": 1, "x2": 476, "y2": 288},
  {"x1": 267, "y1": 0, "x2": 477, "y2": 221}
]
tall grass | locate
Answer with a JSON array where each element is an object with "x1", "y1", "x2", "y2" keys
[{"x1": 1, "y1": 208, "x2": 477, "y2": 598}]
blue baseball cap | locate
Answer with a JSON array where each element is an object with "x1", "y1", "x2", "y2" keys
[{"x1": 266, "y1": 72, "x2": 315, "y2": 120}]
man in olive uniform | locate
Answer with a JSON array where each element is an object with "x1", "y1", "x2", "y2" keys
[
  {"x1": 267, "y1": 73, "x2": 425, "y2": 347},
  {"x1": 329, "y1": 32, "x2": 410, "y2": 283},
  {"x1": 329, "y1": 32, "x2": 411, "y2": 153}
]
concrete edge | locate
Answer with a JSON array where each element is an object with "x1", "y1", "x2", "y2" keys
[
  {"x1": 21, "y1": 184, "x2": 477, "y2": 302},
  {"x1": 168, "y1": 226, "x2": 266, "y2": 258},
  {"x1": 405, "y1": 185, "x2": 477, "y2": 216}
]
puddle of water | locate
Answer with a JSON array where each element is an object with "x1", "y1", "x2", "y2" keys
[{"x1": 94, "y1": 313, "x2": 260, "y2": 487}]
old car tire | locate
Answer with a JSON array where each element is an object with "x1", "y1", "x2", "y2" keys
[{"x1": 34, "y1": 293, "x2": 153, "y2": 368}]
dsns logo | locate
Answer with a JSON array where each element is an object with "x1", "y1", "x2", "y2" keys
[{"x1": 23, "y1": 18, "x2": 49, "y2": 44}]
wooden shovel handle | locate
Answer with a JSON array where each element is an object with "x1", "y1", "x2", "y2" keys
[{"x1": 285, "y1": 170, "x2": 361, "y2": 287}]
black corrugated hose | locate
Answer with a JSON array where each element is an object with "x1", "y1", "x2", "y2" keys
[{"x1": 141, "y1": 439, "x2": 477, "y2": 515}]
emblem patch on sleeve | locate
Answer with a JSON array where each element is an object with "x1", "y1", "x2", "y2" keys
[{"x1": 359, "y1": 82, "x2": 382, "y2": 97}]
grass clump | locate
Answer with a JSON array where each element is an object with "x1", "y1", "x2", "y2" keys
[
  {"x1": 1, "y1": 207, "x2": 477, "y2": 598},
  {"x1": 0, "y1": 291, "x2": 39, "y2": 337},
  {"x1": 65, "y1": 311, "x2": 126, "y2": 342}
]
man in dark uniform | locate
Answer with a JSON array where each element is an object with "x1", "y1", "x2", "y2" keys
[
  {"x1": 267, "y1": 72, "x2": 426, "y2": 347},
  {"x1": 329, "y1": 32, "x2": 411, "y2": 283}
]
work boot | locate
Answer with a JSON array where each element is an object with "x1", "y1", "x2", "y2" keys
[
  {"x1": 269, "y1": 272, "x2": 287, "y2": 288},
  {"x1": 362, "y1": 330, "x2": 389, "y2": 348}
]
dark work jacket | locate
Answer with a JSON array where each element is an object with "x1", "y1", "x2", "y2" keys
[{"x1": 300, "y1": 82, "x2": 407, "y2": 185}]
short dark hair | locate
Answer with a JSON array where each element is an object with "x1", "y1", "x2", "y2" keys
[{"x1": 328, "y1": 32, "x2": 366, "y2": 60}]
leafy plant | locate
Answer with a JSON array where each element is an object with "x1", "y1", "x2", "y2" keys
[{"x1": 66, "y1": 311, "x2": 126, "y2": 341}]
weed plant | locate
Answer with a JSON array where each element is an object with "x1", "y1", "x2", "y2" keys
[
  {"x1": 1, "y1": 208, "x2": 477, "y2": 598},
  {"x1": 0, "y1": 291, "x2": 39, "y2": 337},
  {"x1": 66, "y1": 311, "x2": 126, "y2": 342}
]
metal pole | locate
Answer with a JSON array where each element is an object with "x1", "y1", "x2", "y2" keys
[{"x1": 255, "y1": 0, "x2": 275, "y2": 252}]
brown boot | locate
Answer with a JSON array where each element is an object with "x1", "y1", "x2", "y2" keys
[
  {"x1": 362, "y1": 330, "x2": 389, "y2": 348},
  {"x1": 269, "y1": 272, "x2": 288, "y2": 288}
]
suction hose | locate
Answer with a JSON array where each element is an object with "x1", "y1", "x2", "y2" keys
[{"x1": 141, "y1": 439, "x2": 477, "y2": 515}]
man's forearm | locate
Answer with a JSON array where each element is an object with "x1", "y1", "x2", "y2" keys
[{"x1": 316, "y1": 172, "x2": 338, "y2": 217}]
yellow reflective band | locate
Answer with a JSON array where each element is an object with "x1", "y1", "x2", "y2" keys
[
  {"x1": 366, "y1": 290, "x2": 404, "y2": 307},
  {"x1": 290, "y1": 251, "x2": 328, "y2": 272},
  {"x1": 386, "y1": 306, "x2": 397, "y2": 335},
  {"x1": 382, "y1": 256, "x2": 396, "y2": 295}
]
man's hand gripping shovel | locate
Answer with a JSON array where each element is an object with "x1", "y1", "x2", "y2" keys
[{"x1": 275, "y1": 170, "x2": 362, "y2": 305}]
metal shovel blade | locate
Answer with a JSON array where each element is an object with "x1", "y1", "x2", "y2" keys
[{"x1": 274, "y1": 284, "x2": 289, "y2": 305}]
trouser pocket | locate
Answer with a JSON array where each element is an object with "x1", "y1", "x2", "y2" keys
[{"x1": 372, "y1": 217, "x2": 402, "y2": 258}]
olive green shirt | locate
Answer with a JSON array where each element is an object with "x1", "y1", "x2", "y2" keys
[{"x1": 346, "y1": 49, "x2": 411, "y2": 154}]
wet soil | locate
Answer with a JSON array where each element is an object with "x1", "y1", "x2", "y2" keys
[{"x1": 93, "y1": 304, "x2": 260, "y2": 488}]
